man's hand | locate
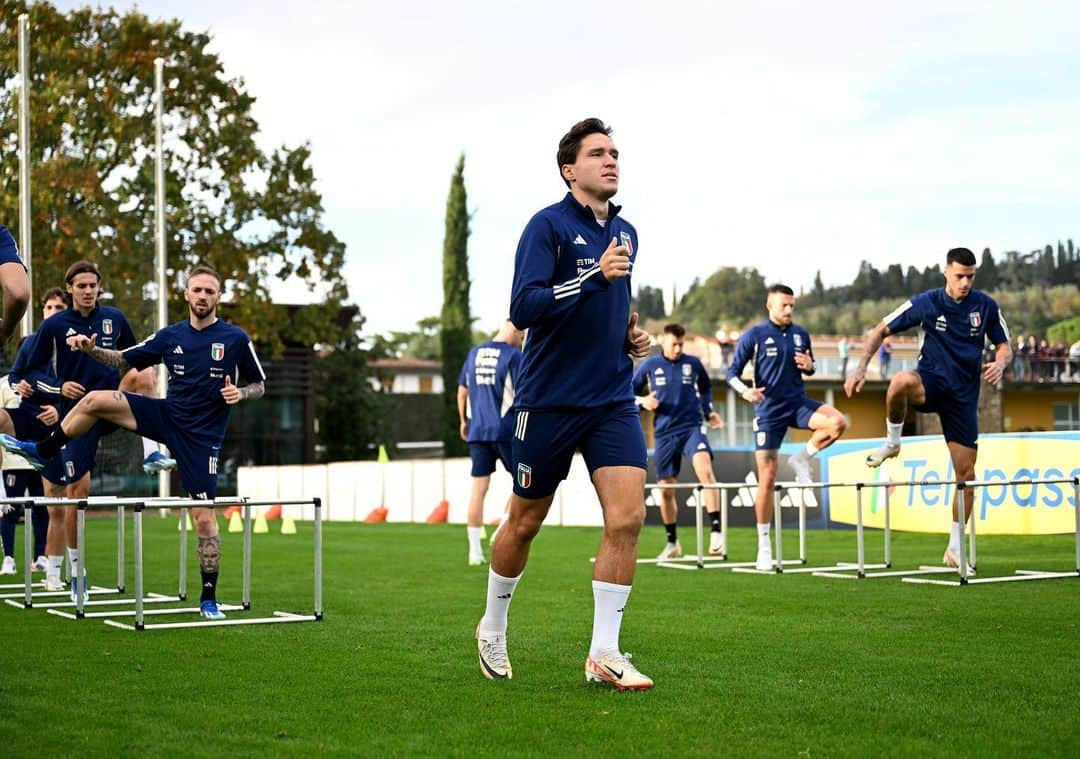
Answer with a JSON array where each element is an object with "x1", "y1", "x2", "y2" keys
[
  {"x1": 982, "y1": 360, "x2": 1006, "y2": 386},
  {"x1": 742, "y1": 387, "x2": 765, "y2": 404},
  {"x1": 36, "y1": 405, "x2": 58, "y2": 426},
  {"x1": 640, "y1": 391, "x2": 660, "y2": 411},
  {"x1": 220, "y1": 376, "x2": 242, "y2": 405},
  {"x1": 67, "y1": 333, "x2": 96, "y2": 353},
  {"x1": 626, "y1": 311, "x2": 650, "y2": 358},
  {"x1": 707, "y1": 411, "x2": 724, "y2": 429},
  {"x1": 844, "y1": 367, "x2": 866, "y2": 398},
  {"x1": 15, "y1": 379, "x2": 33, "y2": 398},
  {"x1": 600, "y1": 237, "x2": 631, "y2": 283},
  {"x1": 459, "y1": 420, "x2": 468, "y2": 441},
  {"x1": 794, "y1": 350, "x2": 814, "y2": 372},
  {"x1": 61, "y1": 381, "x2": 86, "y2": 400}
]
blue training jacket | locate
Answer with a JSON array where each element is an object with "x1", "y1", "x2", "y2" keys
[
  {"x1": 509, "y1": 193, "x2": 638, "y2": 410},
  {"x1": 632, "y1": 353, "x2": 713, "y2": 437},
  {"x1": 726, "y1": 319, "x2": 815, "y2": 426}
]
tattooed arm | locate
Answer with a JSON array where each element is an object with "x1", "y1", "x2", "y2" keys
[
  {"x1": 66, "y1": 333, "x2": 132, "y2": 373},
  {"x1": 220, "y1": 376, "x2": 264, "y2": 405}
]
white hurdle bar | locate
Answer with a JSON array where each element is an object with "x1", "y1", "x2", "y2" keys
[
  {"x1": 102, "y1": 497, "x2": 323, "y2": 631},
  {"x1": 901, "y1": 477, "x2": 1080, "y2": 587},
  {"x1": 0, "y1": 496, "x2": 134, "y2": 605}
]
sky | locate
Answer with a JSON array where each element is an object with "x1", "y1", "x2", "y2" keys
[{"x1": 52, "y1": 1, "x2": 1080, "y2": 335}]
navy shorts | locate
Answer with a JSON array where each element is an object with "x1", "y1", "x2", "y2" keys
[
  {"x1": 510, "y1": 401, "x2": 647, "y2": 499},
  {"x1": 468, "y1": 441, "x2": 511, "y2": 477},
  {"x1": 753, "y1": 395, "x2": 823, "y2": 451},
  {"x1": 62, "y1": 418, "x2": 116, "y2": 483},
  {"x1": 5, "y1": 406, "x2": 65, "y2": 485},
  {"x1": 913, "y1": 371, "x2": 979, "y2": 449},
  {"x1": 0, "y1": 225, "x2": 24, "y2": 267},
  {"x1": 126, "y1": 393, "x2": 221, "y2": 499},
  {"x1": 654, "y1": 426, "x2": 712, "y2": 479},
  {"x1": 4, "y1": 469, "x2": 44, "y2": 498}
]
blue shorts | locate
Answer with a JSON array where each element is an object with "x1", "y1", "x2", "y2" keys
[
  {"x1": 510, "y1": 401, "x2": 647, "y2": 498},
  {"x1": 913, "y1": 371, "x2": 978, "y2": 449},
  {"x1": 0, "y1": 225, "x2": 24, "y2": 268},
  {"x1": 4, "y1": 469, "x2": 44, "y2": 498},
  {"x1": 654, "y1": 426, "x2": 712, "y2": 479},
  {"x1": 126, "y1": 393, "x2": 221, "y2": 499},
  {"x1": 468, "y1": 441, "x2": 511, "y2": 477},
  {"x1": 5, "y1": 406, "x2": 65, "y2": 485},
  {"x1": 753, "y1": 396, "x2": 823, "y2": 451}
]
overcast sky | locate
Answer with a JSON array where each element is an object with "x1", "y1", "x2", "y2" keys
[{"x1": 53, "y1": 1, "x2": 1080, "y2": 335}]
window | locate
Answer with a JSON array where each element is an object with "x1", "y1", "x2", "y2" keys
[
  {"x1": 419, "y1": 375, "x2": 433, "y2": 393},
  {"x1": 1052, "y1": 401, "x2": 1080, "y2": 431}
]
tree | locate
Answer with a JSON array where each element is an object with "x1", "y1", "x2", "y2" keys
[
  {"x1": 671, "y1": 267, "x2": 766, "y2": 333},
  {"x1": 631, "y1": 284, "x2": 666, "y2": 322},
  {"x1": 439, "y1": 154, "x2": 471, "y2": 458},
  {"x1": 978, "y1": 248, "x2": 999, "y2": 290},
  {"x1": 0, "y1": 1, "x2": 348, "y2": 352},
  {"x1": 316, "y1": 311, "x2": 391, "y2": 461}
]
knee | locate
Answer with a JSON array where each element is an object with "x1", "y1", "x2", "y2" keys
[
  {"x1": 78, "y1": 390, "x2": 108, "y2": 415},
  {"x1": 193, "y1": 509, "x2": 217, "y2": 536},
  {"x1": 134, "y1": 368, "x2": 156, "y2": 395},
  {"x1": 831, "y1": 414, "x2": 848, "y2": 437},
  {"x1": 604, "y1": 503, "x2": 645, "y2": 538},
  {"x1": 3, "y1": 275, "x2": 30, "y2": 310}
]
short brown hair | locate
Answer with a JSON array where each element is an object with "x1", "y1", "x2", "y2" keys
[
  {"x1": 187, "y1": 265, "x2": 222, "y2": 287},
  {"x1": 40, "y1": 286, "x2": 67, "y2": 306},
  {"x1": 557, "y1": 118, "x2": 613, "y2": 188},
  {"x1": 663, "y1": 323, "x2": 685, "y2": 338},
  {"x1": 64, "y1": 260, "x2": 100, "y2": 284}
]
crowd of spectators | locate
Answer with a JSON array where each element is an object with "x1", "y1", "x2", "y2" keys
[{"x1": 1009, "y1": 335, "x2": 1080, "y2": 382}]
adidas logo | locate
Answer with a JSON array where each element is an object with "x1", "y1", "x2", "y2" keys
[
  {"x1": 65, "y1": 328, "x2": 78, "y2": 337},
  {"x1": 765, "y1": 337, "x2": 775, "y2": 345},
  {"x1": 573, "y1": 234, "x2": 587, "y2": 245},
  {"x1": 655, "y1": 368, "x2": 664, "y2": 375},
  {"x1": 173, "y1": 346, "x2": 184, "y2": 354},
  {"x1": 496, "y1": 593, "x2": 512, "y2": 600}
]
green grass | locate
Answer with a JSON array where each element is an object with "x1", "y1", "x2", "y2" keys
[{"x1": 2, "y1": 518, "x2": 1079, "y2": 758}]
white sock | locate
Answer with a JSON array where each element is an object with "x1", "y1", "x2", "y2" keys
[
  {"x1": 141, "y1": 437, "x2": 159, "y2": 458},
  {"x1": 590, "y1": 580, "x2": 631, "y2": 658},
  {"x1": 949, "y1": 522, "x2": 961, "y2": 553},
  {"x1": 757, "y1": 523, "x2": 771, "y2": 547},
  {"x1": 47, "y1": 555, "x2": 63, "y2": 581},
  {"x1": 467, "y1": 526, "x2": 484, "y2": 555},
  {"x1": 886, "y1": 420, "x2": 903, "y2": 445},
  {"x1": 66, "y1": 547, "x2": 81, "y2": 578},
  {"x1": 479, "y1": 569, "x2": 521, "y2": 635},
  {"x1": 803, "y1": 440, "x2": 820, "y2": 458}
]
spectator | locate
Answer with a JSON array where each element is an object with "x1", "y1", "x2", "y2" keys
[
  {"x1": 838, "y1": 336, "x2": 849, "y2": 379},
  {"x1": 1013, "y1": 334, "x2": 1027, "y2": 380},
  {"x1": 1069, "y1": 338, "x2": 1080, "y2": 380},
  {"x1": 1037, "y1": 339, "x2": 1051, "y2": 381},
  {"x1": 1051, "y1": 342, "x2": 1067, "y2": 381},
  {"x1": 877, "y1": 336, "x2": 893, "y2": 379}
]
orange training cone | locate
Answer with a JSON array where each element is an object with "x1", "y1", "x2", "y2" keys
[
  {"x1": 265, "y1": 504, "x2": 282, "y2": 521},
  {"x1": 426, "y1": 500, "x2": 449, "y2": 523},
  {"x1": 364, "y1": 444, "x2": 391, "y2": 523},
  {"x1": 364, "y1": 506, "x2": 388, "y2": 523}
]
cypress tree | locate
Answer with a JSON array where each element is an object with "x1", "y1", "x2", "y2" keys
[{"x1": 440, "y1": 154, "x2": 472, "y2": 457}]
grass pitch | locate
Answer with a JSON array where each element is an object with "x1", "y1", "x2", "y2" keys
[{"x1": 2, "y1": 518, "x2": 1078, "y2": 757}]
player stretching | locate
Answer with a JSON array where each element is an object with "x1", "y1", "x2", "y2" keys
[
  {"x1": 845, "y1": 247, "x2": 1011, "y2": 575},
  {"x1": 476, "y1": 118, "x2": 654, "y2": 691},
  {"x1": 457, "y1": 320, "x2": 523, "y2": 566},
  {"x1": 1, "y1": 266, "x2": 266, "y2": 618},
  {"x1": 727, "y1": 285, "x2": 848, "y2": 571},
  {"x1": 633, "y1": 322, "x2": 724, "y2": 559}
]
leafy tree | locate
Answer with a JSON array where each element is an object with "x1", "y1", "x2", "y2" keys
[
  {"x1": 439, "y1": 154, "x2": 470, "y2": 457},
  {"x1": 672, "y1": 267, "x2": 766, "y2": 333},
  {"x1": 316, "y1": 312, "x2": 391, "y2": 461},
  {"x1": 0, "y1": 1, "x2": 348, "y2": 352},
  {"x1": 631, "y1": 284, "x2": 666, "y2": 322},
  {"x1": 978, "y1": 248, "x2": 999, "y2": 290}
]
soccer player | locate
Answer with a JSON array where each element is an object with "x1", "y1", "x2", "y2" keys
[
  {"x1": 457, "y1": 319, "x2": 523, "y2": 566},
  {"x1": 2, "y1": 265, "x2": 265, "y2": 619},
  {"x1": 844, "y1": 247, "x2": 1011, "y2": 575},
  {"x1": 727, "y1": 285, "x2": 848, "y2": 571},
  {"x1": 633, "y1": 322, "x2": 724, "y2": 559},
  {"x1": 476, "y1": 118, "x2": 654, "y2": 691},
  {"x1": 0, "y1": 225, "x2": 31, "y2": 343},
  {"x1": 0, "y1": 288, "x2": 68, "y2": 578}
]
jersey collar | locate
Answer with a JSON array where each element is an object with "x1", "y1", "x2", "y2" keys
[{"x1": 561, "y1": 192, "x2": 622, "y2": 225}]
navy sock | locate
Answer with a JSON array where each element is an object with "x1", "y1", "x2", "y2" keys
[
  {"x1": 31, "y1": 506, "x2": 49, "y2": 557},
  {"x1": 709, "y1": 511, "x2": 722, "y2": 532},
  {"x1": 37, "y1": 429, "x2": 72, "y2": 460},
  {"x1": 200, "y1": 570, "x2": 218, "y2": 602},
  {"x1": 0, "y1": 507, "x2": 17, "y2": 556},
  {"x1": 664, "y1": 523, "x2": 678, "y2": 544}
]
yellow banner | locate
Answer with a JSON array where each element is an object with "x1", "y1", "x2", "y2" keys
[{"x1": 824, "y1": 434, "x2": 1080, "y2": 535}]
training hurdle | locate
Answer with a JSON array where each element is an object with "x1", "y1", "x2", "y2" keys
[
  {"x1": 1, "y1": 497, "x2": 136, "y2": 605},
  {"x1": 101, "y1": 497, "x2": 323, "y2": 630},
  {"x1": 900, "y1": 477, "x2": 1080, "y2": 587}
]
